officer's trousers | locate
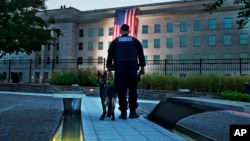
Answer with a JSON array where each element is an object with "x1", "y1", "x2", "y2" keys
[{"x1": 114, "y1": 69, "x2": 138, "y2": 112}]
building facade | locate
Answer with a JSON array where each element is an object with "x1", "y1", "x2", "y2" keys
[{"x1": 0, "y1": 0, "x2": 249, "y2": 83}]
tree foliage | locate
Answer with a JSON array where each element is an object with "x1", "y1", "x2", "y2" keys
[
  {"x1": 204, "y1": 0, "x2": 250, "y2": 29},
  {"x1": 0, "y1": 0, "x2": 53, "y2": 57}
]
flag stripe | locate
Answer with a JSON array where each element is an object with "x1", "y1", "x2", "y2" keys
[{"x1": 112, "y1": 8, "x2": 137, "y2": 40}]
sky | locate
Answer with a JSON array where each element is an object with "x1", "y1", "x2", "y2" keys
[{"x1": 45, "y1": 0, "x2": 180, "y2": 11}]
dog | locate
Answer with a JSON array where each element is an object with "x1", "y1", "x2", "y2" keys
[{"x1": 97, "y1": 71, "x2": 117, "y2": 120}]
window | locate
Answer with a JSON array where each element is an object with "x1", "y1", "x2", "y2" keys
[
  {"x1": 98, "y1": 56, "x2": 103, "y2": 64},
  {"x1": 193, "y1": 54, "x2": 201, "y2": 60},
  {"x1": 88, "y1": 28, "x2": 94, "y2": 38},
  {"x1": 240, "y1": 53, "x2": 248, "y2": 63},
  {"x1": 142, "y1": 25, "x2": 148, "y2": 34},
  {"x1": 180, "y1": 21, "x2": 187, "y2": 32},
  {"x1": 154, "y1": 24, "x2": 161, "y2": 33},
  {"x1": 240, "y1": 53, "x2": 247, "y2": 58},
  {"x1": 180, "y1": 36, "x2": 187, "y2": 47},
  {"x1": 208, "y1": 35, "x2": 216, "y2": 46},
  {"x1": 47, "y1": 57, "x2": 50, "y2": 64},
  {"x1": 208, "y1": 19, "x2": 216, "y2": 30},
  {"x1": 98, "y1": 28, "x2": 104, "y2": 36},
  {"x1": 38, "y1": 57, "x2": 41, "y2": 64},
  {"x1": 224, "y1": 18, "x2": 232, "y2": 29},
  {"x1": 194, "y1": 20, "x2": 201, "y2": 31},
  {"x1": 153, "y1": 55, "x2": 160, "y2": 64},
  {"x1": 2, "y1": 72, "x2": 6, "y2": 79},
  {"x1": 142, "y1": 39, "x2": 148, "y2": 48},
  {"x1": 154, "y1": 39, "x2": 160, "y2": 48},
  {"x1": 193, "y1": 36, "x2": 201, "y2": 47},
  {"x1": 179, "y1": 54, "x2": 187, "y2": 63},
  {"x1": 208, "y1": 53, "x2": 216, "y2": 63},
  {"x1": 98, "y1": 42, "x2": 103, "y2": 50},
  {"x1": 19, "y1": 57, "x2": 24, "y2": 64},
  {"x1": 167, "y1": 23, "x2": 174, "y2": 33},
  {"x1": 79, "y1": 29, "x2": 84, "y2": 37},
  {"x1": 56, "y1": 42, "x2": 59, "y2": 50},
  {"x1": 79, "y1": 42, "x2": 83, "y2": 50},
  {"x1": 11, "y1": 57, "x2": 16, "y2": 64},
  {"x1": 166, "y1": 38, "x2": 173, "y2": 48},
  {"x1": 56, "y1": 56, "x2": 59, "y2": 64},
  {"x1": 166, "y1": 54, "x2": 173, "y2": 60},
  {"x1": 223, "y1": 53, "x2": 232, "y2": 63},
  {"x1": 224, "y1": 35, "x2": 232, "y2": 45},
  {"x1": 224, "y1": 53, "x2": 231, "y2": 59},
  {"x1": 193, "y1": 54, "x2": 201, "y2": 63},
  {"x1": 166, "y1": 54, "x2": 173, "y2": 64},
  {"x1": 240, "y1": 33, "x2": 248, "y2": 45},
  {"x1": 109, "y1": 27, "x2": 113, "y2": 36},
  {"x1": 88, "y1": 41, "x2": 93, "y2": 51},
  {"x1": 87, "y1": 56, "x2": 93, "y2": 65}
]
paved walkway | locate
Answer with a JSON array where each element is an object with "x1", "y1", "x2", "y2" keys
[{"x1": 81, "y1": 96, "x2": 186, "y2": 141}]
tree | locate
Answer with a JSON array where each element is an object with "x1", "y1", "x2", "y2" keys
[
  {"x1": 204, "y1": 0, "x2": 250, "y2": 29},
  {"x1": 0, "y1": 0, "x2": 54, "y2": 57}
]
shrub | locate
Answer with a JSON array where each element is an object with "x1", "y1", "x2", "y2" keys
[
  {"x1": 139, "y1": 73, "x2": 250, "y2": 94},
  {"x1": 138, "y1": 74, "x2": 153, "y2": 89},
  {"x1": 48, "y1": 68, "x2": 97, "y2": 86},
  {"x1": 221, "y1": 91, "x2": 250, "y2": 102},
  {"x1": 139, "y1": 74, "x2": 179, "y2": 90},
  {"x1": 77, "y1": 69, "x2": 98, "y2": 86},
  {"x1": 49, "y1": 70, "x2": 250, "y2": 97}
]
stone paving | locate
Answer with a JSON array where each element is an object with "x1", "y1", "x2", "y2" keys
[{"x1": 81, "y1": 96, "x2": 186, "y2": 141}]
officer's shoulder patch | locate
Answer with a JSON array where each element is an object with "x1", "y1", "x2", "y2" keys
[{"x1": 118, "y1": 37, "x2": 133, "y2": 42}]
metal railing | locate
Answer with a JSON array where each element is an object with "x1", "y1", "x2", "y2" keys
[
  {"x1": 146, "y1": 58, "x2": 250, "y2": 75},
  {"x1": 0, "y1": 58, "x2": 249, "y2": 83}
]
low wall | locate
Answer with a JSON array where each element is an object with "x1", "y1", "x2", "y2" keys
[{"x1": 0, "y1": 83, "x2": 220, "y2": 100}]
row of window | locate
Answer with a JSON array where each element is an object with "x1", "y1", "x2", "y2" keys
[
  {"x1": 160, "y1": 53, "x2": 248, "y2": 61},
  {"x1": 143, "y1": 33, "x2": 248, "y2": 48},
  {"x1": 78, "y1": 33, "x2": 248, "y2": 51},
  {"x1": 143, "y1": 18, "x2": 238, "y2": 34},
  {"x1": 78, "y1": 18, "x2": 248, "y2": 38},
  {"x1": 79, "y1": 28, "x2": 113, "y2": 38}
]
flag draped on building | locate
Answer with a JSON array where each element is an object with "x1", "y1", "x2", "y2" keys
[{"x1": 112, "y1": 8, "x2": 137, "y2": 40}]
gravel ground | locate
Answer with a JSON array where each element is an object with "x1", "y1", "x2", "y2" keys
[
  {"x1": 0, "y1": 94, "x2": 63, "y2": 141},
  {"x1": 137, "y1": 100, "x2": 250, "y2": 141},
  {"x1": 177, "y1": 110, "x2": 250, "y2": 141}
]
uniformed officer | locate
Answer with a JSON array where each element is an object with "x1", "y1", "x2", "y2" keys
[{"x1": 106, "y1": 24, "x2": 146, "y2": 119}]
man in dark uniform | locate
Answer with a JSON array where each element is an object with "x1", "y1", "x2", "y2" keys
[{"x1": 106, "y1": 24, "x2": 146, "y2": 119}]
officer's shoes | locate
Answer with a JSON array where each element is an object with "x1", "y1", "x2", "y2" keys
[
  {"x1": 119, "y1": 111, "x2": 127, "y2": 120},
  {"x1": 129, "y1": 113, "x2": 140, "y2": 119}
]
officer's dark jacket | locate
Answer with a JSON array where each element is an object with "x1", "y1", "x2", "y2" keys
[{"x1": 106, "y1": 34, "x2": 145, "y2": 71}]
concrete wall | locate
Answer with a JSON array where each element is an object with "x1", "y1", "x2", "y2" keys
[{"x1": 0, "y1": 83, "x2": 220, "y2": 100}]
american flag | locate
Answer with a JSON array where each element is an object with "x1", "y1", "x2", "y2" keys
[{"x1": 112, "y1": 8, "x2": 137, "y2": 40}]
